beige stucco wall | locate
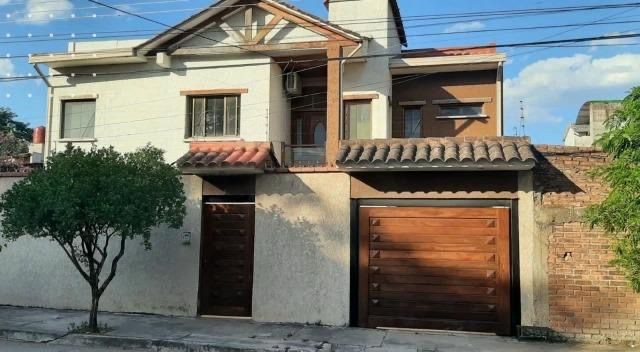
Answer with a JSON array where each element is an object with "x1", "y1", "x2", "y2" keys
[
  {"x1": 0, "y1": 175, "x2": 203, "y2": 316},
  {"x1": 47, "y1": 55, "x2": 282, "y2": 163},
  {"x1": 518, "y1": 171, "x2": 550, "y2": 328},
  {"x1": 564, "y1": 127, "x2": 594, "y2": 147},
  {"x1": 253, "y1": 173, "x2": 351, "y2": 326}
]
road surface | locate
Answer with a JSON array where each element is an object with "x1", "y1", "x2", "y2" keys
[{"x1": 0, "y1": 340, "x2": 149, "y2": 351}]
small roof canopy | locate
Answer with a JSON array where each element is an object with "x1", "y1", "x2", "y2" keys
[
  {"x1": 176, "y1": 141, "x2": 275, "y2": 175},
  {"x1": 336, "y1": 137, "x2": 536, "y2": 172}
]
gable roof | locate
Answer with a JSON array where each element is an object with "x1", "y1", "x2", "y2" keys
[
  {"x1": 389, "y1": 0, "x2": 407, "y2": 47},
  {"x1": 135, "y1": 0, "x2": 362, "y2": 55}
]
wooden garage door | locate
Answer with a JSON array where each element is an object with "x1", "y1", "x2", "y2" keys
[
  {"x1": 199, "y1": 203, "x2": 254, "y2": 317},
  {"x1": 358, "y1": 207, "x2": 511, "y2": 335}
]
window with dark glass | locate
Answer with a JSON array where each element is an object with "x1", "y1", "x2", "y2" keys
[
  {"x1": 437, "y1": 103, "x2": 485, "y2": 118},
  {"x1": 61, "y1": 100, "x2": 96, "y2": 139},
  {"x1": 188, "y1": 96, "x2": 239, "y2": 137},
  {"x1": 344, "y1": 100, "x2": 372, "y2": 139},
  {"x1": 403, "y1": 106, "x2": 422, "y2": 138}
]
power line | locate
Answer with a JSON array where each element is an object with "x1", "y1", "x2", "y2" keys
[
  {"x1": 2, "y1": 1, "x2": 640, "y2": 32},
  {"x1": 86, "y1": 0, "x2": 274, "y2": 60},
  {"x1": 3, "y1": 32, "x2": 639, "y2": 82},
  {"x1": 5, "y1": 17, "x2": 640, "y2": 46}
]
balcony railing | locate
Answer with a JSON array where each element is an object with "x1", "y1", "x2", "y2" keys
[{"x1": 284, "y1": 144, "x2": 326, "y2": 167}]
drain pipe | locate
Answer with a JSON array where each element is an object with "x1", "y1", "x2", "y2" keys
[
  {"x1": 32, "y1": 64, "x2": 55, "y2": 160},
  {"x1": 339, "y1": 41, "x2": 364, "y2": 138}
]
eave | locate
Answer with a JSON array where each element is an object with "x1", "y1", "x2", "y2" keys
[
  {"x1": 390, "y1": 54, "x2": 507, "y2": 75},
  {"x1": 29, "y1": 49, "x2": 147, "y2": 69}
]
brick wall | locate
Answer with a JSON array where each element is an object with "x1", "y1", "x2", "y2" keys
[{"x1": 534, "y1": 145, "x2": 640, "y2": 343}]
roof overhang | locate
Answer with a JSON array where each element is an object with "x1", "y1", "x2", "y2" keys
[
  {"x1": 29, "y1": 48, "x2": 147, "y2": 69},
  {"x1": 176, "y1": 141, "x2": 275, "y2": 175},
  {"x1": 390, "y1": 54, "x2": 506, "y2": 75},
  {"x1": 336, "y1": 137, "x2": 536, "y2": 172},
  {"x1": 337, "y1": 161, "x2": 536, "y2": 172}
]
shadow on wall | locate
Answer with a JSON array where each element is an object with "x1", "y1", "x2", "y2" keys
[
  {"x1": 533, "y1": 153, "x2": 585, "y2": 195},
  {"x1": 253, "y1": 191, "x2": 350, "y2": 326},
  {"x1": 254, "y1": 176, "x2": 315, "y2": 196}
]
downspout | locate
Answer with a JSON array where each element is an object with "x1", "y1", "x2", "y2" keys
[
  {"x1": 339, "y1": 41, "x2": 364, "y2": 139},
  {"x1": 497, "y1": 61, "x2": 504, "y2": 136},
  {"x1": 45, "y1": 87, "x2": 54, "y2": 160},
  {"x1": 32, "y1": 63, "x2": 55, "y2": 160}
]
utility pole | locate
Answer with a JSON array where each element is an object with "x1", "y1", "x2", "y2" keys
[{"x1": 520, "y1": 100, "x2": 526, "y2": 137}]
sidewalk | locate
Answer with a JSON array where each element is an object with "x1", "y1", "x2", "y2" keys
[{"x1": 0, "y1": 306, "x2": 633, "y2": 352}]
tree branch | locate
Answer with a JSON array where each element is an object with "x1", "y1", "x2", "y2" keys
[
  {"x1": 52, "y1": 237, "x2": 91, "y2": 283},
  {"x1": 98, "y1": 234, "x2": 127, "y2": 297}
]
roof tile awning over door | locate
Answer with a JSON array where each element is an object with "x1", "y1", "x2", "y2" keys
[
  {"x1": 176, "y1": 141, "x2": 274, "y2": 175},
  {"x1": 336, "y1": 137, "x2": 536, "y2": 171}
]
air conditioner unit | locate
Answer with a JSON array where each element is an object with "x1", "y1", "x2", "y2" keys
[{"x1": 284, "y1": 72, "x2": 302, "y2": 95}]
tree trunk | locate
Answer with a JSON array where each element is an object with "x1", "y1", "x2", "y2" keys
[{"x1": 88, "y1": 292, "x2": 100, "y2": 333}]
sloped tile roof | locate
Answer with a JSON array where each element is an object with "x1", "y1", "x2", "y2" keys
[
  {"x1": 176, "y1": 142, "x2": 273, "y2": 174},
  {"x1": 336, "y1": 137, "x2": 536, "y2": 171}
]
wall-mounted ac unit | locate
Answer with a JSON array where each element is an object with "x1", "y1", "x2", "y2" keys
[{"x1": 284, "y1": 72, "x2": 302, "y2": 95}]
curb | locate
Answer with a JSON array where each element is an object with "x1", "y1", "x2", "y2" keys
[
  {"x1": 0, "y1": 328, "x2": 66, "y2": 343},
  {"x1": 53, "y1": 333, "x2": 333, "y2": 352}
]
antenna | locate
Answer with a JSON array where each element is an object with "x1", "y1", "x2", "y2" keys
[
  {"x1": 513, "y1": 126, "x2": 519, "y2": 136},
  {"x1": 520, "y1": 100, "x2": 526, "y2": 137}
]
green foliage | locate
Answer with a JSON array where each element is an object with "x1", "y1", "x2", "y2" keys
[
  {"x1": 0, "y1": 145, "x2": 186, "y2": 331},
  {"x1": 585, "y1": 87, "x2": 640, "y2": 292},
  {"x1": 0, "y1": 145, "x2": 185, "y2": 246},
  {"x1": 0, "y1": 107, "x2": 32, "y2": 142},
  {"x1": 0, "y1": 132, "x2": 29, "y2": 158}
]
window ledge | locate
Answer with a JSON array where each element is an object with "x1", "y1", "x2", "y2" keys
[
  {"x1": 57, "y1": 138, "x2": 97, "y2": 143},
  {"x1": 436, "y1": 115, "x2": 488, "y2": 120},
  {"x1": 184, "y1": 137, "x2": 243, "y2": 143}
]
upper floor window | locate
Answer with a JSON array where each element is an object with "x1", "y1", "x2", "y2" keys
[
  {"x1": 188, "y1": 95, "x2": 239, "y2": 137},
  {"x1": 344, "y1": 100, "x2": 371, "y2": 139},
  {"x1": 436, "y1": 102, "x2": 485, "y2": 119},
  {"x1": 403, "y1": 106, "x2": 422, "y2": 138},
  {"x1": 61, "y1": 100, "x2": 96, "y2": 139}
]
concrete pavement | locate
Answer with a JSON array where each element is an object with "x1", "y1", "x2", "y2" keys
[
  {"x1": 0, "y1": 340, "x2": 149, "y2": 351},
  {"x1": 0, "y1": 306, "x2": 634, "y2": 351}
]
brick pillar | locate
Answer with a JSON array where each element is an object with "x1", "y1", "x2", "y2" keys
[{"x1": 326, "y1": 43, "x2": 342, "y2": 167}]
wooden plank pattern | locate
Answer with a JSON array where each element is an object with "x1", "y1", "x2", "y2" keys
[
  {"x1": 199, "y1": 203, "x2": 254, "y2": 317},
  {"x1": 358, "y1": 207, "x2": 511, "y2": 335}
]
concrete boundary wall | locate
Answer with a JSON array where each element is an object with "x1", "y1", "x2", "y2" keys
[
  {"x1": 253, "y1": 173, "x2": 351, "y2": 326},
  {"x1": 0, "y1": 175, "x2": 203, "y2": 317}
]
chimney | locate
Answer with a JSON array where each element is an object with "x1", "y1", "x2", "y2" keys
[
  {"x1": 324, "y1": 0, "x2": 402, "y2": 53},
  {"x1": 29, "y1": 126, "x2": 45, "y2": 164}
]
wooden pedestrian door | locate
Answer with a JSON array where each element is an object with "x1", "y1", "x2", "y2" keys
[
  {"x1": 199, "y1": 203, "x2": 254, "y2": 317},
  {"x1": 358, "y1": 207, "x2": 511, "y2": 335}
]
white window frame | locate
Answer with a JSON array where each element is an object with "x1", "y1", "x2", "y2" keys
[
  {"x1": 59, "y1": 98, "x2": 97, "y2": 142},
  {"x1": 187, "y1": 95, "x2": 240, "y2": 138}
]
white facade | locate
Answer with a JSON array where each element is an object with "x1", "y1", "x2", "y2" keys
[
  {"x1": 46, "y1": 55, "x2": 282, "y2": 163},
  {"x1": 329, "y1": 0, "x2": 402, "y2": 139}
]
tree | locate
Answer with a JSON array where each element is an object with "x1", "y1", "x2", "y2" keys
[
  {"x1": 0, "y1": 107, "x2": 32, "y2": 142},
  {"x1": 0, "y1": 145, "x2": 186, "y2": 332},
  {"x1": 585, "y1": 87, "x2": 640, "y2": 291},
  {"x1": 0, "y1": 132, "x2": 29, "y2": 157}
]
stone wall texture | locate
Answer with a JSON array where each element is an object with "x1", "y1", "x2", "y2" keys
[{"x1": 534, "y1": 145, "x2": 640, "y2": 343}]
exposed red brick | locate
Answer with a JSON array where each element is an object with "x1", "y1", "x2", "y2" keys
[{"x1": 535, "y1": 146, "x2": 640, "y2": 343}]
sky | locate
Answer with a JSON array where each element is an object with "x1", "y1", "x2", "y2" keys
[{"x1": 0, "y1": 0, "x2": 639, "y2": 144}]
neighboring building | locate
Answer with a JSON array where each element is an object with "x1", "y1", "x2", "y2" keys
[
  {"x1": 1, "y1": 0, "x2": 637, "y2": 344},
  {"x1": 563, "y1": 100, "x2": 621, "y2": 146}
]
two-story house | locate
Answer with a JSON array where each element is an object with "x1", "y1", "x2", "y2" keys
[{"x1": 25, "y1": 0, "x2": 538, "y2": 336}]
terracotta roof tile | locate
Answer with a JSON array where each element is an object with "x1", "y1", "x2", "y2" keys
[
  {"x1": 336, "y1": 137, "x2": 536, "y2": 171},
  {"x1": 176, "y1": 142, "x2": 273, "y2": 173}
]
